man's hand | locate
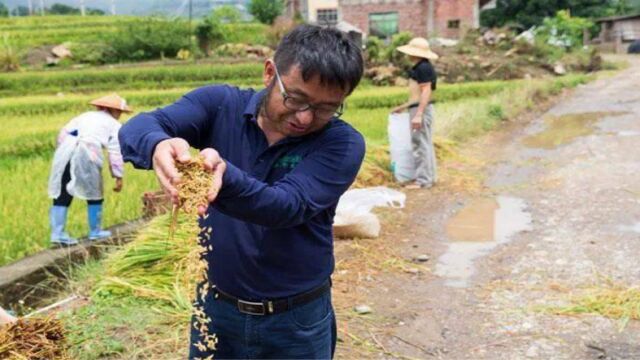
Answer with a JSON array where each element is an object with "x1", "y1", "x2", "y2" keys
[
  {"x1": 411, "y1": 115, "x2": 423, "y2": 131},
  {"x1": 113, "y1": 178, "x2": 123, "y2": 192},
  {"x1": 198, "y1": 148, "x2": 227, "y2": 216},
  {"x1": 152, "y1": 138, "x2": 191, "y2": 205}
]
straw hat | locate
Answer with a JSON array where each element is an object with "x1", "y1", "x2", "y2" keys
[
  {"x1": 89, "y1": 93, "x2": 133, "y2": 113},
  {"x1": 397, "y1": 37, "x2": 439, "y2": 60}
]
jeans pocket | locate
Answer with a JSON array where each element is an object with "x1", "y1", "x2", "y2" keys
[{"x1": 290, "y1": 293, "x2": 332, "y2": 329}]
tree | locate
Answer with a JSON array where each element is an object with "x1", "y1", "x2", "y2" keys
[
  {"x1": 212, "y1": 5, "x2": 242, "y2": 24},
  {"x1": 87, "y1": 8, "x2": 105, "y2": 15},
  {"x1": 481, "y1": 0, "x2": 635, "y2": 29},
  {"x1": 49, "y1": 3, "x2": 81, "y2": 15},
  {"x1": 195, "y1": 14, "x2": 225, "y2": 55},
  {"x1": 249, "y1": 0, "x2": 284, "y2": 25},
  {"x1": 0, "y1": 2, "x2": 8, "y2": 17},
  {"x1": 11, "y1": 6, "x2": 30, "y2": 16}
]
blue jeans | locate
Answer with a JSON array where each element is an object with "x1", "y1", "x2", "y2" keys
[{"x1": 189, "y1": 287, "x2": 337, "y2": 359}]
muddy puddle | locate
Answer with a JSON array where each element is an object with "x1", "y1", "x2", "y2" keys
[
  {"x1": 522, "y1": 112, "x2": 627, "y2": 149},
  {"x1": 436, "y1": 196, "x2": 532, "y2": 288}
]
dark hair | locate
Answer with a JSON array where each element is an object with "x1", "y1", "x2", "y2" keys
[{"x1": 274, "y1": 24, "x2": 364, "y2": 94}]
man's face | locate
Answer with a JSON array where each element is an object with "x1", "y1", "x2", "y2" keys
[{"x1": 260, "y1": 61, "x2": 348, "y2": 138}]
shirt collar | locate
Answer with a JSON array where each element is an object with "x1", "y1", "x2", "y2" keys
[
  {"x1": 243, "y1": 89, "x2": 267, "y2": 121},
  {"x1": 412, "y1": 59, "x2": 429, "y2": 70}
]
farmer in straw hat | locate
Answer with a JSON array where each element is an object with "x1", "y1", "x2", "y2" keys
[
  {"x1": 391, "y1": 37, "x2": 439, "y2": 189},
  {"x1": 47, "y1": 94, "x2": 132, "y2": 246}
]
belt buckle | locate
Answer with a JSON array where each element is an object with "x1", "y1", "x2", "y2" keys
[{"x1": 237, "y1": 300, "x2": 266, "y2": 316}]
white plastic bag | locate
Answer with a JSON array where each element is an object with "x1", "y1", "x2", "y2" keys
[
  {"x1": 388, "y1": 112, "x2": 415, "y2": 182},
  {"x1": 333, "y1": 187, "x2": 406, "y2": 239}
]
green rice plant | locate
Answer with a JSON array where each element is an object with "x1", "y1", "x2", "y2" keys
[
  {"x1": 222, "y1": 23, "x2": 268, "y2": 45},
  {"x1": 0, "y1": 78, "x2": 526, "y2": 119},
  {"x1": 0, "y1": 154, "x2": 157, "y2": 266},
  {"x1": 0, "y1": 16, "x2": 267, "y2": 49},
  {"x1": 0, "y1": 62, "x2": 263, "y2": 96},
  {"x1": 0, "y1": 15, "x2": 135, "y2": 30}
]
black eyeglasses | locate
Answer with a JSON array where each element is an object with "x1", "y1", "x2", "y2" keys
[{"x1": 273, "y1": 63, "x2": 344, "y2": 119}]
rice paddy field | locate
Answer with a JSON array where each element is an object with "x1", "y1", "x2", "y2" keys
[
  {"x1": 0, "y1": 15, "x2": 267, "y2": 49},
  {"x1": 0, "y1": 57, "x2": 592, "y2": 267}
]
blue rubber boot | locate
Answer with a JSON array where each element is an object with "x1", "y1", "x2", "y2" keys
[
  {"x1": 50, "y1": 206, "x2": 78, "y2": 246},
  {"x1": 88, "y1": 203, "x2": 111, "y2": 240}
]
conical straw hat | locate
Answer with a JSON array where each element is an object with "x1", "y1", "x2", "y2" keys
[
  {"x1": 89, "y1": 93, "x2": 133, "y2": 113},
  {"x1": 396, "y1": 37, "x2": 439, "y2": 60}
]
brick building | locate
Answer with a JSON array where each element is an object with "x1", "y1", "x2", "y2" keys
[{"x1": 338, "y1": 0, "x2": 494, "y2": 39}]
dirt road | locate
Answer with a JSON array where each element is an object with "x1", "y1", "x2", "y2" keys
[{"x1": 346, "y1": 57, "x2": 640, "y2": 359}]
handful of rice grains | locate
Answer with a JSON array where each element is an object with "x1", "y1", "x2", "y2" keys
[
  {"x1": 173, "y1": 156, "x2": 218, "y2": 358},
  {"x1": 0, "y1": 317, "x2": 69, "y2": 359}
]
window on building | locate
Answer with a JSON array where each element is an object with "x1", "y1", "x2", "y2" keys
[
  {"x1": 448, "y1": 19, "x2": 461, "y2": 29},
  {"x1": 317, "y1": 8, "x2": 338, "y2": 25},
  {"x1": 369, "y1": 12, "x2": 398, "y2": 39}
]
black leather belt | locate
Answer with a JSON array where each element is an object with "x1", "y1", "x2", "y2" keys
[
  {"x1": 408, "y1": 101, "x2": 435, "y2": 109},
  {"x1": 213, "y1": 279, "x2": 331, "y2": 316}
]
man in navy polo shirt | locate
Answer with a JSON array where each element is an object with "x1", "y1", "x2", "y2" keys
[{"x1": 118, "y1": 25, "x2": 365, "y2": 359}]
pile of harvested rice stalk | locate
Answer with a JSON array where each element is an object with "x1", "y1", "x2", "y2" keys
[
  {"x1": 96, "y1": 213, "x2": 200, "y2": 313},
  {"x1": 0, "y1": 317, "x2": 69, "y2": 359},
  {"x1": 173, "y1": 157, "x2": 218, "y2": 357}
]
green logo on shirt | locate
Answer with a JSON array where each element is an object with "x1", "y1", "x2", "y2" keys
[{"x1": 274, "y1": 155, "x2": 302, "y2": 170}]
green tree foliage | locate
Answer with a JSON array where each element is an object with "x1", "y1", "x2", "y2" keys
[
  {"x1": 106, "y1": 17, "x2": 192, "y2": 62},
  {"x1": 11, "y1": 6, "x2": 29, "y2": 16},
  {"x1": 87, "y1": 8, "x2": 106, "y2": 15},
  {"x1": 249, "y1": 0, "x2": 284, "y2": 25},
  {"x1": 212, "y1": 5, "x2": 242, "y2": 23},
  {"x1": 195, "y1": 14, "x2": 225, "y2": 55},
  {"x1": 537, "y1": 10, "x2": 594, "y2": 49},
  {"x1": 481, "y1": 0, "x2": 634, "y2": 29},
  {"x1": 49, "y1": 3, "x2": 81, "y2": 15},
  {"x1": 0, "y1": 2, "x2": 8, "y2": 17}
]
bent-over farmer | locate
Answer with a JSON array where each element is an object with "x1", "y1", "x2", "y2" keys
[
  {"x1": 47, "y1": 94, "x2": 130, "y2": 246},
  {"x1": 118, "y1": 25, "x2": 365, "y2": 359},
  {"x1": 391, "y1": 37, "x2": 439, "y2": 189}
]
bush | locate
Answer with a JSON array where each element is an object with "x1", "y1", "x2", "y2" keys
[
  {"x1": 105, "y1": 17, "x2": 192, "y2": 62},
  {"x1": 69, "y1": 42, "x2": 116, "y2": 65},
  {"x1": 384, "y1": 32, "x2": 413, "y2": 68},
  {"x1": 195, "y1": 15, "x2": 225, "y2": 56},
  {"x1": 363, "y1": 32, "x2": 414, "y2": 68},
  {"x1": 536, "y1": 10, "x2": 593, "y2": 50},
  {"x1": 212, "y1": 5, "x2": 242, "y2": 24},
  {"x1": 249, "y1": 0, "x2": 284, "y2": 25},
  {"x1": 364, "y1": 36, "x2": 384, "y2": 64},
  {"x1": 222, "y1": 23, "x2": 267, "y2": 45},
  {"x1": 0, "y1": 35, "x2": 20, "y2": 72}
]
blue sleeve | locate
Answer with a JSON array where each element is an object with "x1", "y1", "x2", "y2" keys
[
  {"x1": 215, "y1": 129, "x2": 366, "y2": 228},
  {"x1": 118, "y1": 86, "x2": 227, "y2": 169}
]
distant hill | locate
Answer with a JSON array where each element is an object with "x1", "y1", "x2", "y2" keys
[{"x1": 3, "y1": 0, "x2": 249, "y2": 17}]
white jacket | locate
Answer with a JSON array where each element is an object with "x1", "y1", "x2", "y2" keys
[{"x1": 48, "y1": 111, "x2": 123, "y2": 200}]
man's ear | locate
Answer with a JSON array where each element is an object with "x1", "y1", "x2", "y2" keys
[{"x1": 263, "y1": 59, "x2": 276, "y2": 88}]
